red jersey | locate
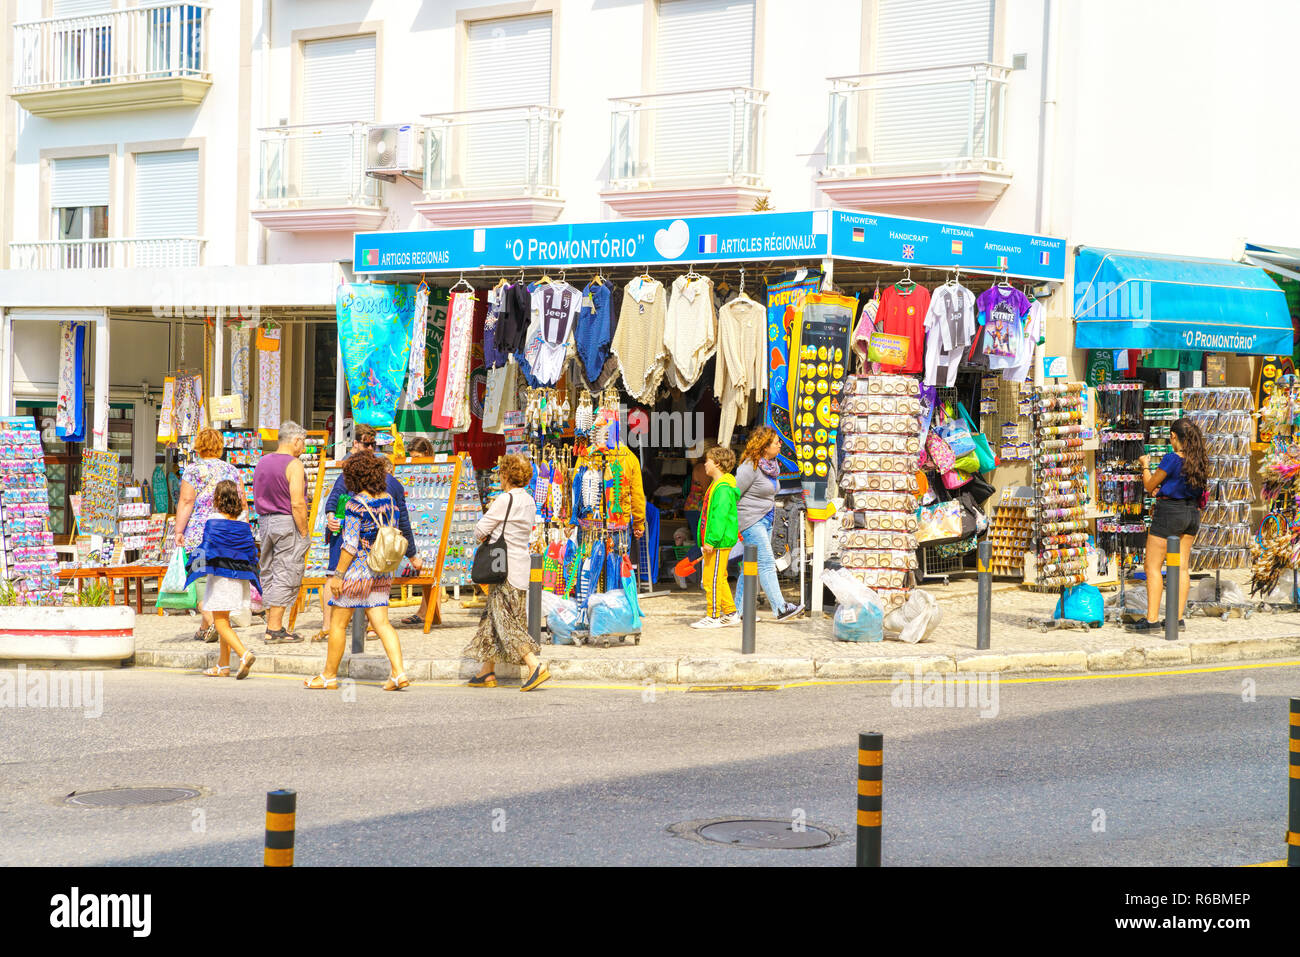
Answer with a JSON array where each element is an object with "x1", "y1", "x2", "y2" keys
[{"x1": 876, "y1": 283, "x2": 930, "y2": 374}]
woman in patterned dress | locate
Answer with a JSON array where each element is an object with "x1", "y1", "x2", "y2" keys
[
  {"x1": 174, "y1": 427, "x2": 244, "y2": 642},
  {"x1": 304, "y1": 451, "x2": 409, "y2": 691},
  {"x1": 465, "y1": 454, "x2": 549, "y2": 691}
]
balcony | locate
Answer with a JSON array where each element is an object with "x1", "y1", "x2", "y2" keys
[
  {"x1": 12, "y1": 4, "x2": 211, "y2": 118},
  {"x1": 818, "y1": 62, "x2": 1012, "y2": 208},
  {"x1": 252, "y1": 122, "x2": 387, "y2": 233},
  {"x1": 414, "y1": 105, "x2": 564, "y2": 227},
  {"x1": 601, "y1": 87, "x2": 768, "y2": 217},
  {"x1": 10, "y1": 237, "x2": 205, "y2": 270}
]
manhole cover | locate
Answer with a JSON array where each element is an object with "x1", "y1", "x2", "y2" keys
[
  {"x1": 65, "y1": 787, "x2": 202, "y2": 808},
  {"x1": 695, "y1": 819, "x2": 834, "y2": 849}
]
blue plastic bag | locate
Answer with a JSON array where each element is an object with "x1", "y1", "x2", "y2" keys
[
  {"x1": 547, "y1": 604, "x2": 583, "y2": 645},
  {"x1": 834, "y1": 601, "x2": 884, "y2": 642},
  {"x1": 1054, "y1": 583, "x2": 1103, "y2": 625},
  {"x1": 588, "y1": 589, "x2": 637, "y2": 637}
]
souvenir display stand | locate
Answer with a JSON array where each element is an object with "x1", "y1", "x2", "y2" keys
[
  {"x1": 1027, "y1": 382, "x2": 1095, "y2": 631},
  {"x1": 1095, "y1": 383, "x2": 1146, "y2": 621},
  {"x1": 289, "y1": 454, "x2": 473, "y2": 635},
  {"x1": 0, "y1": 416, "x2": 61, "y2": 605},
  {"x1": 1254, "y1": 377, "x2": 1300, "y2": 602}
]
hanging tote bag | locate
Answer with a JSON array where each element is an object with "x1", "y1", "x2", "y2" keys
[
  {"x1": 361, "y1": 499, "x2": 408, "y2": 575},
  {"x1": 933, "y1": 404, "x2": 977, "y2": 458},
  {"x1": 958, "y1": 402, "x2": 997, "y2": 473},
  {"x1": 924, "y1": 431, "x2": 956, "y2": 473},
  {"x1": 471, "y1": 492, "x2": 513, "y2": 585}
]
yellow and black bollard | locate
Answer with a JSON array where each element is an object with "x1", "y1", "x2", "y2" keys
[
  {"x1": 857, "y1": 732, "x2": 882, "y2": 867},
  {"x1": 528, "y1": 553, "x2": 544, "y2": 645},
  {"x1": 264, "y1": 789, "x2": 296, "y2": 867},
  {"x1": 1289, "y1": 698, "x2": 1299, "y2": 867},
  {"x1": 976, "y1": 540, "x2": 991, "y2": 650},
  {"x1": 1164, "y1": 536, "x2": 1180, "y2": 642}
]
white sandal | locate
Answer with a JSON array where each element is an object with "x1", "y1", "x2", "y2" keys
[
  {"x1": 202, "y1": 665, "x2": 230, "y2": 678},
  {"x1": 234, "y1": 651, "x2": 256, "y2": 680}
]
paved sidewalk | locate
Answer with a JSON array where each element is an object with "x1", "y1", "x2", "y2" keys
[{"x1": 128, "y1": 571, "x2": 1300, "y2": 684}]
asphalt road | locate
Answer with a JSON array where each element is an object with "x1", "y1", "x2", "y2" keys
[{"x1": 0, "y1": 662, "x2": 1295, "y2": 866}]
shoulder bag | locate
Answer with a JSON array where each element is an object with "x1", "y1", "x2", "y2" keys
[{"x1": 471, "y1": 491, "x2": 514, "y2": 585}]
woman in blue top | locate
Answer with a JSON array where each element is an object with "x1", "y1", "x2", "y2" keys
[{"x1": 1133, "y1": 418, "x2": 1208, "y2": 634}]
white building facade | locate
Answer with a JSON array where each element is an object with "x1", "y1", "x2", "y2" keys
[{"x1": 1, "y1": 0, "x2": 1297, "y2": 531}]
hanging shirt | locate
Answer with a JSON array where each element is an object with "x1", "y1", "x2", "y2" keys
[
  {"x1": 663, "y1": 274, "x2": 717, "y2": 391},
  {"x1": 976, "y1": 285, "x2": 1032, "y2": 368},
  {"x1": 492, "y1": 282, "x2": 532, "y2": 355},
  {"x1": 575, "y1": 280, "x2": 616, "y2": 387},
  {"x1": 1004, "y1": 298, "x2": 1045, "y2": 383},
  {"x1": 483, "y1": 286, "x2": 508, "y2": 370},
  {"x1": 851, "y1": 292, "x2": 880, "y2": 373},
  {"x1": 612, "y1": 277, "x2": 669, "y2": 404},
  {"x1": 876, "y1": 283, "x2": 930, "y2": 374},
  {"x1": 923, "y1": 283, "x2": 976, "y2": 387},
  {"x1": 525, "y1": 282, "x2": 581, "y2": 386}
]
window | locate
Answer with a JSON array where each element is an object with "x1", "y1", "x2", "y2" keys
[
  {"x1": 869, "y1": 0, "x2": 996, "y2": 171},
  {"x1": 50, "y1": 155, "x2": 110, "y2": 267},
  {"x1": 462, "y1": 14, "x2": 553, "y2": 191},
  {"x1": 52, "y1": 0, "x2": 114, "y2": 86},
  {"x1": 653, "y1": 0, "x2": 756, "y2": 182},
  {"x1": 134, "y1": 149, "x2": 200, "y2": 266},
  {"x1": 300, "y1": 35, "x2": 376, "y2": 203}
]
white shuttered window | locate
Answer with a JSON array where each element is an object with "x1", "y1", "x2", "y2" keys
[
  {"x1": 870, "y1": 0, "x2": 995, "y2": 171},
  {"x1": 301, "y1": 35, "x2": 376, "y2": 202},
  {"x1": 653, "y1": 0, "x2": 756, "y2": 183},
  {"x1": 52, "y1": 0, "x2": 113, "y2": 15},
  {"x1": 134, "y1": 149, "x2": 198, "y2": 237},
  {"x1": 462, "y1": 15, "x2": 552, "y2": 192},
  {"x1": 51, "y1": 155, "x2": 109, "y2": 208}
]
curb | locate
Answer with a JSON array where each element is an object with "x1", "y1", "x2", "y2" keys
[{"x1": 130, "y1": 635, "x2": 1300, "y2": 685}]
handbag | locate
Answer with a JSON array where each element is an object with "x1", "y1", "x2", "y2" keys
[
  {"x1": 916, "y1": 500, "x2": 964, "y2": 544},
  {"x1": 924, "y1": 432, "x2": 956, "y2": 473},
  {"x1": 964, "y1": 474, "x2": 996, "y2": 505},
  {"x1": 952, "y1": 450, "x2": 981, "y2": 473},
  {"x1": 933, "y1": 405, "x2": 977, "y2": 458},
  {"x1": 361, "y1": 499, "x2": 408, "y2": 575},
  {"x1": 942, "y1": 467, "x2": 974, "y2": 490},
  {"x1": 958, "y1": 402, "x2": 997, "y2": 473},
  {"x1": 471, "y1": 491, "x2": 514, "y2": 585}
]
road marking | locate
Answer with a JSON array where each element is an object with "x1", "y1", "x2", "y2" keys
[
  {"x1": 1245, "y1": 859, "x2": 1285, "y2": 867},
  {"x1": 130, "y1": 660, "x2": 1300, "y2": 693}
]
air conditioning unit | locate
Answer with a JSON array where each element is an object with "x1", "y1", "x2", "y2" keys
[{"x1": 365, "y1": 124, "x2": 426, "y2": 178}]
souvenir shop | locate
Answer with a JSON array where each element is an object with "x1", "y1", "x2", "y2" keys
[
  {"x1": 346, "y1": 208, "x2": 1069, "y2": 619},
  {"x1": 1072, "y1": 245, "x2": 1296, "y2": 613}
]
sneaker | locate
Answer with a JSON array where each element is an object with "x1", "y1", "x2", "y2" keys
[
  {"x1": 775, "y1": 603, "x2": 804, "y2": 623},
  {"x1": 690, "y1": 616, "x2": 725, "y2": 629},
  {"x1": 1179, "y1": 619, "x2": 1187, "y2": 631},
  {"x1": 720, "y1": 612, "x2": 741, "y2": 627},
  {"x1": 1126, "y1": 618, "x2": 1162, "y2": 633}
]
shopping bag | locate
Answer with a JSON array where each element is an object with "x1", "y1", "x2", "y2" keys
[
  {"x1": 916, "y1": 501, "x2": 964, "y2": 544},
  {"x1": 925, "y1": 432, "x2": 956, "y2": 473},
  {"x1": 161, "y1": 547, "x2": 189, "y2": 593},
  {"x1": 941, "y1": 467, "x2": 974, "y2": 490},
  {"x1": 933, "y1": 405, "x2": 977, "y2": 458},
  {"x1": 957, "y1": 402, "x2": 997, "y2": 473}
]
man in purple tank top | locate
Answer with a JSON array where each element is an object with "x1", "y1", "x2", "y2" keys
[{"x1": 252, "y1": 420, "x2": 308, "y2": 641}]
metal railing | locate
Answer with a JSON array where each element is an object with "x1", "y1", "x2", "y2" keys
[
  {"x1": 13, "y1": 3, "x2": 209, "y2": 93},
  {"x1": 824, "y1": 62, "x2": 1010, "y2": 177},
  {"x1": 256, "y1": 122, "x2": 383, "y2": 210},
  {"x1": 9, "y1": 237, "x2": 205, "y2": 269},
  {"x1": 607, "y1": 87, "x2": 767, "y2": 189},
  {"x1": 423, "y1": 105, "x2": 562, "y2": 201}
]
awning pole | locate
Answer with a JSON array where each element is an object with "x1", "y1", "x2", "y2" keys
[
  {"x1": 334, "y1": 335, "x2": 346, "y2": 459},
  {"x1": 92, "y1": 309, "x2": 109, "y2": 452},
  {"x1": 0, "y1": 309, "x2": 12, "y2": 416}
]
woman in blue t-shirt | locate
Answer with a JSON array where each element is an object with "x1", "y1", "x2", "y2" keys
[{"x1": 1132, "y1": 418, "x2": 1208, "y2": 634}]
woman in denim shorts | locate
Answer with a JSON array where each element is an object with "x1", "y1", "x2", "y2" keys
[{"x1": 1132, "y1": 418, "x2": 1208, "y2": 634}]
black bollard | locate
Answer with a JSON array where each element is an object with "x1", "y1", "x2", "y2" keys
[
  {"x1": 741, "y1": 544, "x2": 757, "y2": 655},
  {"x1": 976, "y1": 540, "x2": 991, "y2": 650},
  {"x1": 350, "y1": 607, "x2": 365, "y2": 655},
  {"x1": 264, "y1": 789, "x2": 296, "y2": 867},
  {"x1": 856, "y1": 732, "x2": 882, "y2": 867},
  {"x1": 1164, "y1": 536, "x2": 1180, "y2": 641},
  {"x1": 528, "y1": 553, "x2": 543, "y2": 645}
]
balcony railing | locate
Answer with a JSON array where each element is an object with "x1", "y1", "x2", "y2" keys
[
  {"x1": 423, "y1": 105, "x2": 561, "y2": 201},
  {"x1": 256, "y1": 122, "x2": 383, "y2": 211},
  {"x1": 10, "y1": 237, "x2": 205, "y2": 270},
  {"x1": 824, "y1": 63, "x2": 1010, "y2": 178},
  {"x1": 607, "y1": 87, "x2": 767, "y2": 190},
  {"x1": 12, "y1": 3, "x2": 209, "y2": 94}
]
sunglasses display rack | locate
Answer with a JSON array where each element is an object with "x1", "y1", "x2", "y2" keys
[
  {"x1": 1183, "y1": 387, "x2": 1254, "y2": 576},
  {"x1": 302, "y1": 431, "x2": 329, "y2": 512},
  {"x1": 0, "y1": 416, "x2": 61, "y2": 605},
  {"x1": 1028, "y1": 383, "x2": 1091, "y2": 618},
  {"x1": 304, "y1": 463, "x2": 343, "y2": 579},
  {"x1": 836, "y1": 373, "x2": 921, "y2": 613},
  {"x1": 1095, "y1": 383, "x2": 1146, "y2": 607}
]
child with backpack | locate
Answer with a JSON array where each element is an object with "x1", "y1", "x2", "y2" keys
[{"x1": 691, "y1": 445, "x2": 740, "y2": 629}]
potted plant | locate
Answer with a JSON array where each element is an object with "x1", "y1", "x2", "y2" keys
[{"x1": 0, "y1": 577, "x2": 135, "y2": 662}]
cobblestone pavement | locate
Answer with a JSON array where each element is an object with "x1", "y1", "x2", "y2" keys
[{"x1": 128, "y1": 570, "x2": 1300, "y2": 682}]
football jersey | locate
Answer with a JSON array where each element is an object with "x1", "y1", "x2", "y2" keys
[{"x1": 876, "y1": 283, "x2": 930, "y2": 375}]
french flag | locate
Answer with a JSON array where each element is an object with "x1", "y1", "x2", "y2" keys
[{"x1": 698, "y1": 234, "x2": 717, "y2": 253}]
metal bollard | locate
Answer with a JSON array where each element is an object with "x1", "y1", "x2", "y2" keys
[
  {"x1": 1289, "y1": 697, "x2": 1299, "y2": 867},
  {"x1": 1164, "y1": 536, "x2": 1180, "y2": 641},
  {"x1": 741, "y1": 544, "x2": 757, "y2": 655},
  {"x1": 528, "y1": 553, "x2": 543, "y2": 645},
  {"x1": 350, "y1": 607, "x2": 365, "y2": 654},
  {"x1": 1292, "y1": 568, "x2": 1298, "y2": 612},
  {"x1": 976, "y1": 540, "x2": 991, "y2": 650},
  {"x1": 856, "y1": 732, "x2": 882, "y2": 867},
  {"x1": 264, "y1": 789, "x2": 296, "y2": 867}
]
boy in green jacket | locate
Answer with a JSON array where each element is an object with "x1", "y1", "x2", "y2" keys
[{"x1": 692, "y1": 445, "x2": 740, "y2": 629}]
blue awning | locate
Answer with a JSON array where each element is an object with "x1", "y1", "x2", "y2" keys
[{"x1": 1073, "y1": 246, "x2": 1293, "y2": 355}]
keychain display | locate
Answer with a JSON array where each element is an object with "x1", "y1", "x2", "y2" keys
[{"x1": 1183, "y1": 388, "x2": 1254, "y2": 571}]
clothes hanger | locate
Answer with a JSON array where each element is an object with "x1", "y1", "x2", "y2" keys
[
  {"x1": 685, "y1": 263, "x2": 702, "y2": 281},
  {"x1": 998, "y1": 266, "x2": 1013, "y2": 290},
  {"x1": 736, "y1": 266, "x2": 753, "y2": 302},
  {"x1": 450, "y1": 272, "x2": 474, "y2": 293},
  {"x1": 895, "y1": 266, "x2": 915, "y2": 292}
]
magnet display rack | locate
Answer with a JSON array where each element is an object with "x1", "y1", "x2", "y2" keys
[{"x1": 1028, "y1": 382, "x2": 1093, "y2": 630}]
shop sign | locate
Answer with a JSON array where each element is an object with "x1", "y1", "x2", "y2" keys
[
  {"x1": 1042, "y1": 355, "x2": 1068, "y2": 378},
  {"x1": 209, "y1": 394, "x2": 244, "y2": 421},
  {"x1": 1205, "y1": 354, "x2": 1227, "y2": 386},
  {"x1": 355, "y1": 210, "x2": 831, "y2": 273},
  {"x1": 868, "y1": 333, "x2": 910, "y2": 367}
]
